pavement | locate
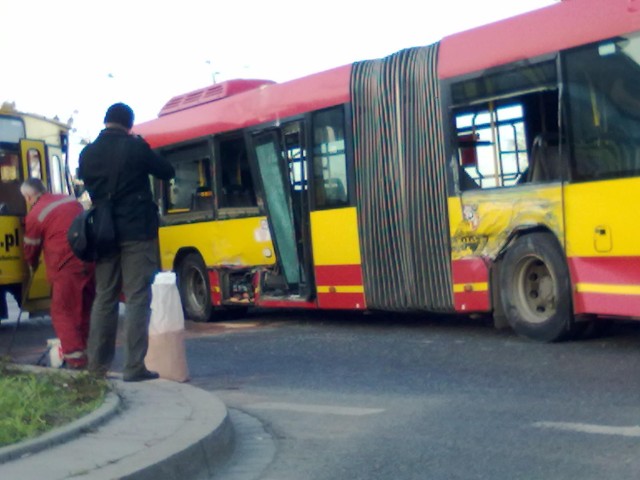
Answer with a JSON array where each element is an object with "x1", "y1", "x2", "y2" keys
[
  {"x1": 0, "y1": 368, "x2": 235, "y2": 480},
  {"x1": 0, "y1": 295, "x2": 242, "y2": 480}
]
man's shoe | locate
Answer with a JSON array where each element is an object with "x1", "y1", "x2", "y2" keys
[{"x1": 123, "y1": 369, "x2": 160, "y2": 382}]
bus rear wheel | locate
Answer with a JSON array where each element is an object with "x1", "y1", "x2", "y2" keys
[
  {"x1": 499, "y1": 232, "x2": 573, "y2": 342},
  {"x1": 177, "y1": 253, "x2": 212, "y2": 322}
]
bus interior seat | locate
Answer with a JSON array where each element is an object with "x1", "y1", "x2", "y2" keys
[
  {"x1": 529, "y1": 133, "x2": 565, "y2": 182},
  {"x1": 570, "y1": 130, "x2": 637, "y2": 179},
  {"x1": 324, "y1": 178, "x2": 347, "y2": 203},
  {"x1": 192, "y1": 187, "x2": 214, "y2": 212}
]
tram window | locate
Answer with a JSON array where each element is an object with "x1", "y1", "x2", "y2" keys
[
  {"x1": 0, "y1": 116, "x2": 25, "y2": 143},
  {"x1": 27, "y1": 149, "x2": 42, "y2": 179},
  {"x1": 218, "y1": 136, "x2": 256, "y2": 209},
  {"x1": 50, "y1": 155, "x2": 64, "y2": 193},
  {"x1": 0, "y1": 152, "x2": 19, "y2": 181},
  {"x1": 0, "y1": 152, "x2": 25, "y2": 215},
  {"x1": 312, "y1": 107, "x2": 349, "y2": 208}
]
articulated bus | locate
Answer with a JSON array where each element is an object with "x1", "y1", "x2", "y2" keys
[
  {"x1": 135, "y1": 0, "x2": 640, "y2": 342},
  {"x1": 0, "y1": 103, "x2": 72, "y2": 320}
]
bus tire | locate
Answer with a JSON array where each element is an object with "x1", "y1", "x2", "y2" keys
[
  {"x1": 177, "y1": 253, "x2": 212, "y2": 322},
  {"x1": 499, "y1": 232, "x2": 573, "y2": 342}
]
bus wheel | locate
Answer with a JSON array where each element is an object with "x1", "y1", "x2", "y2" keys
[
  {"x1": 177, "y1": 253, "x2": 212, "y2": 322},
  {"x1": 499, "y1": 232, "x2": 573, "y2": 342}
]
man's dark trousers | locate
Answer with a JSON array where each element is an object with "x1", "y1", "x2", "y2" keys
[{"x1": 87, "y1": 239, "x2": 159, "y2": 377}]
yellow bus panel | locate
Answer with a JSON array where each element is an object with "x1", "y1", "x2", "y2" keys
[
  {"x1": 310, "y1": 207, "x2": 361, "y2": 266},
  {"x1": 158, "y1": 216, "x2": 276, "y2": 270},
  {"x1": 450, "y1": 185, "x2": 564, "y2": 260},
  {"x1": 564, "y1": 178, "x2": 640, "y2": 257}
]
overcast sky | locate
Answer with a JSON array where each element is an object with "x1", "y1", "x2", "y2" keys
[{"x1": 1, "y1": 0, "x2": 556, "y2": 166}]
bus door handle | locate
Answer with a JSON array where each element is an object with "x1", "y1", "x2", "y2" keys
[{"x1": 594, "y1": 225, "x2": 612, "y2": 253}]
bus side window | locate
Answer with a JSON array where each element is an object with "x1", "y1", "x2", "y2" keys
[
  {"x1": 565, "y1": 37, "x2": 640, "y2": 181},
  {"x1": 312, "y1": 107, "x2": 349, "y2": 208},
  {"x1": 218, "y1": 136, "x2": 256, "y2": 209},
  {"x1": 162, "y1": 141, "x2": 213, "y2": 215},
  {"x1": 451, "y1": 58, "x2": 559, "y2": 190}
]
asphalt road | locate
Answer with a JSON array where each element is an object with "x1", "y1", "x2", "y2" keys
[
  {"x1": 187, "y1": 311, "x2": 640, "y2": 480},
  {"x1": 4, "y1": 297, "x2": 640, "y2": 480}
]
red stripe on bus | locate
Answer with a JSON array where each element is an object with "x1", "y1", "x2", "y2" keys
[
  {"x1": 317, "y1": 292, "x2": 366, "y2": 310},
  {"x1": 454, "y1": 291, "x2": 490, "y2": 313},
  {"x1": 568, "y1": 256, "x2": 640, "y2": 316},
  {"x1": 568, "y1": 256, "x2": 640, "y2": 285},
  {"x1": 574, "y1": 292, "x2": 640, "y2": 318},
  {"x1": 452, "y1": 258, "x2": 490, "y2": 313},
  {"x1": 314, "y1": 264, "x2": 364, "y2": 286},
  {"x1": 208, "y1": 270, "x2": 222, "y2": 306},
  {"x1": 451, "y1": 258, "x2": 489, "y2": 284}
]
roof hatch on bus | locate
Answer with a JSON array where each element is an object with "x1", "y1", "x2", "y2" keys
[{"x1": 159, "y1": 79, "x2": 276, "y2": 116}]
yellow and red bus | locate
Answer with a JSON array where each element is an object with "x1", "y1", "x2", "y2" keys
[
  {"x1": 135, "y1": 0, "x2": 640, "y2": 341},
  {"x1": 0, "y1": 103, "x2": 73, "y2": 319}
]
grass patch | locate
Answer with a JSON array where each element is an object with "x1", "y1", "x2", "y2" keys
[{"x1": 0, "y1": 362, "x2": 108, "y2": 447}]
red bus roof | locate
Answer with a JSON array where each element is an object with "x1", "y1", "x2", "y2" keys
[
  {"x1": 136, "y1": 0, "x2": 640, "y2": 148},
  {"x1": 158, "y1": 79, "x2": 276, "y2": 116},
  {"x1": 134, "y1": 65, "x2": 351, "y2": 148},
  {"x1": 439, "y1": 0, "x2": 640, "y2": 79}
]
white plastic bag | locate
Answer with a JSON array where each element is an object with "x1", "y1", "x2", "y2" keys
[
  {"x1": 146, "y1": 271, "x2": 189, "y2": 382},
  {"x1": 149, "y1": 271, "x2": 184, "y2": 334}
]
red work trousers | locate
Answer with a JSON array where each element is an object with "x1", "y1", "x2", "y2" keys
[{"x1": 49, "y1": 264, "x2": 95, "y2": 363}]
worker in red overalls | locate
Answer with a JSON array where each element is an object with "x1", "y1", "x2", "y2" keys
[{"x1": 21, "y1": 178, "x2": 95, "y2": 369}]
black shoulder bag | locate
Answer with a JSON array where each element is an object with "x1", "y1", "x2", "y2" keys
[{"x1": 68, "y1": 140, "x2": 125, "y2": 261}]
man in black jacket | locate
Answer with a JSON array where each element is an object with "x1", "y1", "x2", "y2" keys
[{"x1": 78, "y1": 103, "x2": 175, "y2": 381}]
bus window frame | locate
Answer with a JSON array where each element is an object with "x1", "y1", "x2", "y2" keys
[
  {"x1": 214, "y1": 132, "x2": 260, "y2": 219},
  {"x1": 309, "y1": 104, "x2": 354, "y2": 211},
  {"x1": 448, "y1": 52, "x2": 562, "y2": 191},
  {"x1": 158, "y1": 137, "x2": 217, "y2": 225},
  {"x1": 562, "y1": 34, "x2": 640, "y2": 184}
]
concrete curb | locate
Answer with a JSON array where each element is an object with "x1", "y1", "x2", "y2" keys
[
  {"x1": 0, "y1": 370, "x2": 121, "y2": 464},
  {"x1": 0, "y1": 367, "x2": 235, "y2": 480},
  {"x1": 93, "y1": 380, "x2": 235, "y2": 480}
]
